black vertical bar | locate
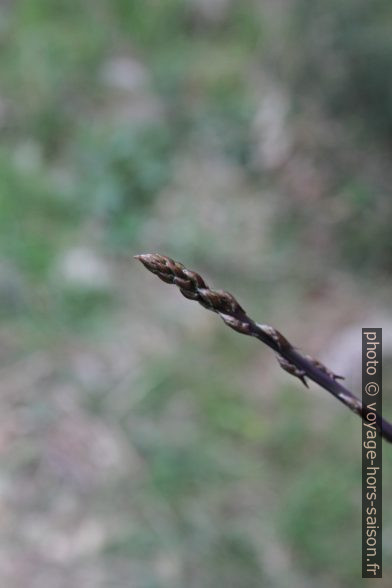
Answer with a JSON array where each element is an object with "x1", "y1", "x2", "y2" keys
[{"x1": 362, "y1": 328, "x2": 382, "y2": 578}]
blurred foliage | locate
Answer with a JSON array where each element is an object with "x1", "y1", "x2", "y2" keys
[
  {"x1": 1, "y1": 1, "x2": 392, "y2": 587},
  {"x1": 0, "y1": 148, "x2": 74, "y2": 277},
  {"x1": 291, "y1": 0, "x2": 392, "y2": 140},
  {"x1": 75, "y1": 122, "x2": 173, "y2": 248},
  {"x1": 268, "y1": 0, "x2": 392, "y2": 275}
]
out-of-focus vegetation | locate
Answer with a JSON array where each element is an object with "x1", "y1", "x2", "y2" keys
[
  {"x1": 280, "y1": 0, "x2": 392, "y2": 273},
  {"x1": 1, "y1": 1, "x2": 391, "y2": 587}
]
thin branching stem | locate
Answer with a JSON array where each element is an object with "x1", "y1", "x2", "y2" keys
[{"x1": 136, "y1": 253, "x2": 391, "y2": 443}]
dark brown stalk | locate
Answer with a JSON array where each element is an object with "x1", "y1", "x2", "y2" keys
[{"x1": 135, "y1": 253, "x2": 392, "y2": 443}]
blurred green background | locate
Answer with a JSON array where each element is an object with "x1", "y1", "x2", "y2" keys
[{"x1": 1, "y1": 1, "x2": 392, "y2": 586}]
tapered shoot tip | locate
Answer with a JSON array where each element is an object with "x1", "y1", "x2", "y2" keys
[
  {"x1": 134, "y1": 253, "x2": 169, "y2": 274},
  {"x1": 134, "y1": 253, "x2": 154, "y2": 263}
]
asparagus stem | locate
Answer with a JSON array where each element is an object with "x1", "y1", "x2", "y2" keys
[{"x1": 136, "y1": 253, "x2": 391, "y2": 443}]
